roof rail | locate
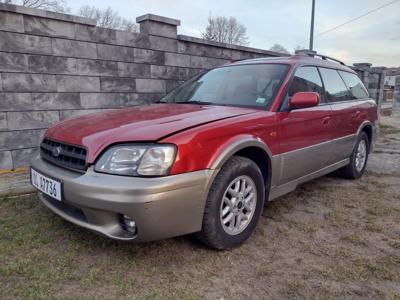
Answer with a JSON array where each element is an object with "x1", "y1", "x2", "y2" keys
[{"x1": 295, "y1": 49, "x2": 346, "y2": 66}]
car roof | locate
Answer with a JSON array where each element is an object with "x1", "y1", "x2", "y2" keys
[{"x1": 227, "y1": 52, "x2": 356, "y2": 74}]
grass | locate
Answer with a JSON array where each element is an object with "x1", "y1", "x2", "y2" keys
[{"x1": 0, "y1": 194, "x2": 202, "y2": 299}]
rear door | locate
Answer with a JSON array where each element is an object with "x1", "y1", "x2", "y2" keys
[
  {"x1": 319, "y1": 68, "x2": 369, "y2": 162},
  {"x1": 277, "y1": 66, "x2": 333, "y2": 185}
]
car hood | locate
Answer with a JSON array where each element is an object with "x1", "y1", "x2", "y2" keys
[{"x1": 45, "y1": 103, "x2": 257, "y2": 163}]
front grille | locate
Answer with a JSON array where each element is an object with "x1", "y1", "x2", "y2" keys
[{"x1": 40, "y1": 138, "x2": 87, "y2": 172}]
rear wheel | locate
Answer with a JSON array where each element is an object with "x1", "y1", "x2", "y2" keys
[
  {"x1": 337, "y1": 132, "x2": 369, "y2": 179},
  {"x1": 196, "y1": 156, "x2": 265, "y2": 250}
]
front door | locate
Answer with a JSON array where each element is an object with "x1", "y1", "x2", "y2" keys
[{"x1": 277, "y1": 66, "x2": 333, "y2": 185}]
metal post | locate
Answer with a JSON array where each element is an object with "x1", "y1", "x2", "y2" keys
[{"x1": 309, "y1": 0, "x2": 315, "y2": 50}]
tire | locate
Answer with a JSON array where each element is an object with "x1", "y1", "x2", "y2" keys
[
  {"x1": 196, "y1": 156, "x2": 265, "y2": 250},
  {"x1": 337, "y1": 132, "x2": 369, "y2": 179}
]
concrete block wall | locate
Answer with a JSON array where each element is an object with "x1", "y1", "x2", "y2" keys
[
  {"x1": 352, "y1": 63, "x2": 386, "y2": 105},
  {"x1": 0, "y1": 3, "x2": 283, "y2": 170},
  {"x1": 393, "y1": 76, "x2": 400, "y2": 116}
]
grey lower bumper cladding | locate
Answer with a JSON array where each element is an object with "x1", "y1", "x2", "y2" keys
[{"x1": 31, "y1": 156, "x2": 216, "y2": 242}]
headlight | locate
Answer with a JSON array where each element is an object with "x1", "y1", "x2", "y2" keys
[{"x1": 94, "y1": 144, "x2": 176, "y2": 176}]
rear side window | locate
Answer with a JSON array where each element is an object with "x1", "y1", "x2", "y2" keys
[
  {"x1": 288, "y1": 66, "x2": 324, "y2": 99},
  {"x1": 319, "y1": 68, "x2": 350, "y2": 102},
  {"x1": 339, "y1": 71, "x2": 369, "y2": 99}
]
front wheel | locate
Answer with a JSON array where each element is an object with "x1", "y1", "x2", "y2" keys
[
  {"x1": 337, "y1": 132, "x2": 369, "y2": 179},
  {"x1": 196, "y1": 156, "x2": 265, "y2": 250}
]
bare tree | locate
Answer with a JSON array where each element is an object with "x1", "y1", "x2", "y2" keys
[
  {"x1": 78, "y1": 5, "x2": 138, "y2": 32},
  {"x1": 269, "y1": 44, "x2": 290, "y2": 54},
  {"x1": 0, "y1": 0, "x2": 69, "y2": 13},
  {"x1": 201, "y1": 14, "x2": 249, "y2": 46}
]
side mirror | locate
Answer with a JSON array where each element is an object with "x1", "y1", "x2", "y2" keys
[{"x1": 289, "y1": 92, "x2": 320, "y2": 110}]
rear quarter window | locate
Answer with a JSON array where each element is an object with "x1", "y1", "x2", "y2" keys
[{"x1": 339, "y1": 71, "x2": 369, "y2": 99}]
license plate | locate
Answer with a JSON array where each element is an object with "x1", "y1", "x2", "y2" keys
[{"x1": 31, "y1": 168, "x2": 62, "y2": 201}]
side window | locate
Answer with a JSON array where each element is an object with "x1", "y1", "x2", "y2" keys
[
  {"x1": 319, "y1": 68, "x2": 350, "y2": 102},
  {"x1": 288, "y1": 66, "x2": 324, "y2": 99},
  {"x1": 339, "y1": 71, "x2": 369, "y2": 99}
]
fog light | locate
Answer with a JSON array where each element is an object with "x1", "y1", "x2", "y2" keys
[{"x1": 122, "y1": 215, "x2": 137, "y2": 234}]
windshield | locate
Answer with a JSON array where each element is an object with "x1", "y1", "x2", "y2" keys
[{"x1": 160, "y1": 63, "x2": 289, "y2": 109}]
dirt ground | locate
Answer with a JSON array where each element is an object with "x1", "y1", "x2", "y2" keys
[{"x1": 1, "y1": 117, "x2": 399, "y2": 299}]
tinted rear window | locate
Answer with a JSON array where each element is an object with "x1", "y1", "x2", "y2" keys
[
  {"x1": 319, "y1": 68, "x2": 350, "y2": 102},
  {"x1": 339, "y1": 71, "x2": 369, "y2": 99}
]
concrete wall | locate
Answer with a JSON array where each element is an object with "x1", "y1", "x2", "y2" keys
[
  {"x1": 0, "y1": 4, "x2": 283, "y2": 170},
  {"x1": 393, "y1": 76, "x2": 400, "y2": 116},
  {"x1": 352, "y1": 63, "x2": 386, "y2": 105}
]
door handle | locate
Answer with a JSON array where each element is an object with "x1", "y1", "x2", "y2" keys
[{"x1": 322, "y1": 116, "x2": 331, "y2": 126}]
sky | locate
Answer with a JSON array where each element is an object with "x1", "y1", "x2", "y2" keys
[{"x1": 67, "y1": 0, "x2": 400, "y2": 67}]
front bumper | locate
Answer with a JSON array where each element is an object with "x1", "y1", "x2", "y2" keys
[{"x1": 31, "y1": 156, "x2": 216, "y2": 242}]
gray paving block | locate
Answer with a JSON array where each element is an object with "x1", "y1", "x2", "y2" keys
[
  {"x1": 0, "y1": 11, "x2": 24, "y2": 33},
  {"x1": 100, "y1": 77, "x2": 136, "y2": 92},
  {"x1": 52, "y1": 38, "x2": 97, "y2": 59},
  {"x1": 0, "y1": 129, "x2": 44, "y2": 151},
  {"x1": 0, "y1": 52, "x2": 29, "y2": 72},
  {"x1": 140, "y1": 21, "x2": 177, "y2": 38},
  {"x1": 139, "y1": 93, "x2": 164, "y2": 103},
  {"x1": 2, "y1": 73, "x2": 56, "y2": 92},
  {"x1": 0, "y1": 93, "x2": 31, "y2": 111},
  {"x1": 136, "y1": 14, "x2": 180, "y2": 26},
  {"x1": 32, "y1": 93, "x2": 81, "y2": 110},
  {"x1": 0, "y1": 151, "x2": 13, "y2": 169},
  {"x1": 28, "y1": 55, "x2": 76, "y2": 74},
  {"x1": 80, "y1": 93, "x2": 142, "y2": 109},
  {"x1": 97, "y1": 44, "x2": 134, "y2": 62},
  {"x1": 7, "y1": 111, "x2": 59, "y2": 130},
  {"x1": 116, "y1": 31, "x2": 150, "y2": 48},
  {"x1": 150, "y1": 65, "x2": 179, "y2": 80},
  {"x1": 0, "y1": 112, "x2": 7, "y2": 130},
  {"x1": 0, "y1": 31, "x2": 52, "y2": 55},
  {"x1": 0, "y1": 93, "x2": 77, "y2": 112},
  {"x1": 136, "y1": 79, "x2": 166, "y2": 93},
  {"x1": 149, "y1": 35, "x2": 177, "y2": 52},
  {"x1": 24, "y1": 16, "x2": 75, "y2": 39},
  {"x1": 134, "y1": 48, "x2": 164, "y2": 64},
  {"x1": 76, "y1": 59, "x2": 118, "y2": 76},
  {"x1": 178, "y1": 34, "x2": 281, "y2": 58},
  {"x1": 56, "y1": 75, "x2": 100, "y2": 92},
  {"x1": 190, "y1": 56, "x2": 227, "y2": 69},
  {"x1": 178, "y1": 41, "x2": 222, "y2": 58},
  {"x1": 165, "y1": 52, "x2": 190, "y2": 67},
  {"x1": 118, "y1": 62, "x2": 150, "y2": 78},
  {"x1": 75, "y1": 24, "x2": 117, "y2": 44},
  {"x1": 11, "y1": 147, "x2": 39, "y2": 168}
]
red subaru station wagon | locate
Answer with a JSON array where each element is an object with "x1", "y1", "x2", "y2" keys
[{"x1": 31, "y1": 51, "x2": 377, "y2": 249}]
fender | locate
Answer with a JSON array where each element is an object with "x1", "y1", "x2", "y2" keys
[
  {"x1": 356, "y1": 120, "x2": 376, "y2": 152},
  {"x1": 208, "y1": 134, "x2": 281, "y2": 190},
  {"x1": 209, "y1": 134, "x2": 273, "y2": 169}
]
